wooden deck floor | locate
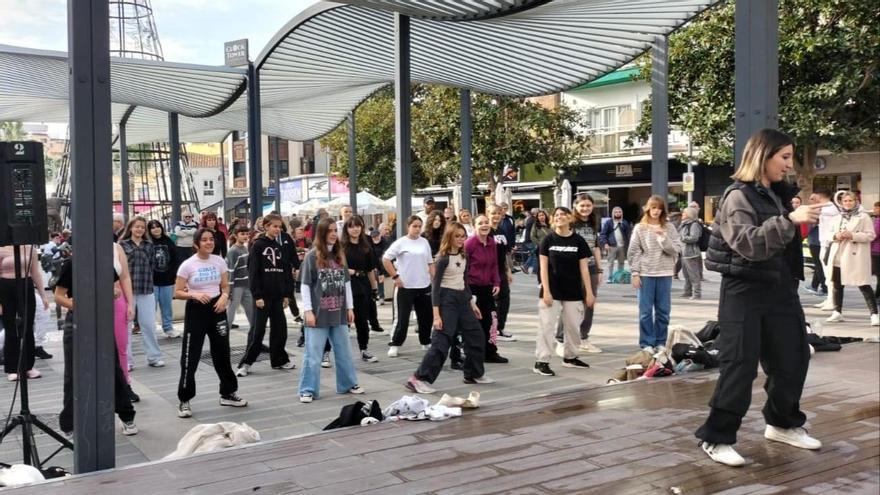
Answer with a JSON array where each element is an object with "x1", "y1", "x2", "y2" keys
[{"x1": 7, "y1": 343, "x2": 879, "y2": 495}]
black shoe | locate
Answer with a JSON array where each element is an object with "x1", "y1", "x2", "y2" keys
[
  {"x1": 563, "y1": 357, "x2": 590, "y2": 369},
  {"x1": 450, "y1": 360, "x2": 464, "y2": 371},
  {"x1": 485, "y1": 354, "x2": 509, "y2": 364},
  {"x1": 230, "y1": 324, "x2": 240, "y2": 329},
  {"x1": 34, "y1": 346, "x2": 53, "y2": 360},
  {"x1": 370, "y1": 326, "x2": 385, "y2": 334},
  {"x1": 127, "y1": 385, "x2": 140, "y2": 403},
  {"x1": 533, "y1": 362, "x2": 555, "y2": 376}
]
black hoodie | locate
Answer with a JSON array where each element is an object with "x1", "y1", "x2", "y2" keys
[{"x1": 248, "y1": 235, "x2": 293, "y2": 301}]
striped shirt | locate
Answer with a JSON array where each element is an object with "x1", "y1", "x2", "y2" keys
[{"x1": 627, "y1": 223, "x2": 681, "y2": 277}]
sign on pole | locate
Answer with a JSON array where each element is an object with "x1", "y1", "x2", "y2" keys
[
  {"x1": 224, "y1": 39, "x2": 249, "y2": 67},
  {"x1": 682, "y1": 172, "x2": 695, "y2": 192}
]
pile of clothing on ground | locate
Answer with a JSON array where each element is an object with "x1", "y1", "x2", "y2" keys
[{"x1": 323, "y1": 392, "x2": 480, "y2": 430}]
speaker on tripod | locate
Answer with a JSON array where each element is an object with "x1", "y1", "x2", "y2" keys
[{"x1": 0, "y1": 141, "x2": 72, "y2": 469}]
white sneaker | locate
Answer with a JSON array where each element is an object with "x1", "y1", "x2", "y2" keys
[
  {"x1": 421, "y1": 344, "x2": 430, "y2": 351},
  {"x1": 826, "y1": 311, "x2": 844, "y2": 323},
  {"x1": 497, "y1": 331, "x2": 517, "y2": 342},
  {"x1": 655, "y1": 345, "x2": 667, "y2": 354},
  {"x1": 321, "y1": 351, "x2": 332, "y2": 368},
  {"x1": 641, "y1": 346, "x2": 655, "y2": 354},
  {"x1": 121, "y1": 421, "x2": 139, "y2": 436},
  {"x1": 299, "y1": 394, "x2": 313, "y2": 403},
  {"x1": 579, "y1": 341, "x2": 603, "y2": 353},
  {"x1": 819, "y1": 303, "x2": 835, "y2": 311},
  {"x1": 272, "y1": 361, "x2": 296, "y2": 370},
  {"x1": 405, "y1": 376, "x2": 436, "y2": 394},
  {"x1": 813, "y1": 302, "x2": 825, "y2": 308},
  {"x1": 387, "y1": 346, "x2": 399, "y2": 358},
  {"x1": 465, "y1": 375, "x2": 495, "y2": 384},
  {"x1": 700, "y1": 441, "x2": 745, "y2": 467},
  {"x1": 870, "y1": 314, "x2": 879, "y2": 327},
  {"x1": 235, "y1": 364, "x2": 250, "y2": 377},
  {"x1": 764, "y1": 425, "x2": 822, "y2": 450}
]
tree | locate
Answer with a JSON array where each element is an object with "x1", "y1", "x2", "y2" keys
[
  {"x1": 629, "y1": 0, "x2": 880, "y2": 194},
  {"x1": 0, "y1": 121, "x2": 25, "y2": 140},
  {"x1": 321, "y1": 85, "x2": 590, "y2": 198}
]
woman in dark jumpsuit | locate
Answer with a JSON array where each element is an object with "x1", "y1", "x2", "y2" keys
[{"x1": 695, "y1": 129, "x2": 824, "y2": 466}]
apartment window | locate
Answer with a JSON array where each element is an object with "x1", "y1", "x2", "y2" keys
[
  {"x1": 233, "y1": 162, "x2": 245, "y2": 178},
  {"x1": 203, "y1": 180, "x2": 214, "y2": 189}
]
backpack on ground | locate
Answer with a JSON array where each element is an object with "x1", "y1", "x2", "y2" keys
[{"x1": 610, "y1": 269, "x2": 631, "y2": 284}]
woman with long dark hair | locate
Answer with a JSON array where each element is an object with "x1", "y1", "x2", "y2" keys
[
  {"x1": 383, "y1": 216, "x2": 435, "y2": 357},
  {"x1": 406, "y1": 222, "x2": 490, "y2": 393},
  {"x1": 148, "y1": 219, "x2": 180, "y2": 338},
  {"x1": 422, "y1": 210, "x2": 447, "y2": 256},
  {"x1": 201, "y1": 212, "x2": 228, "y2": 259},
  {"x1": 342, "y1": 215, "x2": 380, "y2": 362},
  {"x1": 695, "y1": 128, "x2": 823, "y2": 466},
  {"x1": 174, "y1": 228, "x2": 246, "y2": 418},
  {"x1": 298, "y1": 217, "x2": 364, "y2": 402}
]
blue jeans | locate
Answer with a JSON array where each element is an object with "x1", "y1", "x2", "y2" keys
[
  {"x1": 154, "y1": 284, "x2": 175, "y2": 334},
  {"x1": 127, "y1": 293, "x2": 163, "y2": 365},
  {"x1": 524, "y1": 243, "x2": 537, "y2": 273},
  {"x1": 637, "y1": 276, "x2": 672, "y2": 348},
  {"x1": 298, "y1": 325, "x2": 358, "y2": 398}
]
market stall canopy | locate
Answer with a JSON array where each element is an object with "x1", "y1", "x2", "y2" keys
[{"x1": 327, "y1": 191, "x2": 394, "y2": 215}]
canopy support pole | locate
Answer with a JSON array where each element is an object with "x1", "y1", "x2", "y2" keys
[
  {"x1": 169, "y1": 112, "x2": 182, "y2": 223},
  {"x1": 651, "y1": 35, "x2": 668, "y2": 200},
  {"x1": 460, "y1": 89, "x2": 472, "y2": 213},
  {"x1": 119, "y1": 122, "x2": 130, "y2": 221},
  {"x1": 394, "y1": 13, "x2": 412, "y2": 238},
  {"x1": 247, "y1": 61, "x2": 263, "y2": 225},
  {"x1": 348, "y1": 111, "x2": 358, "y2": 212}
]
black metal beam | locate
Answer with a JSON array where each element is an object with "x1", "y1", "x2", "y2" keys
[
  {"x1": 168, "y1": 112, "x2": 182, "y2": 223},
  {"x1": 247, "y1": 62, "x2": 263, "y2": 225},
  {"x1": 67, "y1": 0, "x2": 116, "y2": 473},
  {"x1": 347, "y1": 111, "x2": 358, "y2": 212},
  {"x1": 119, "y1": 123, "x2": 129, "y2": 222},
  {"x1": 394, "y1": 14, "x2": 412, "y2": 238},
  {"x1": 460, "y1": 89, "x2": 472, "y2": 212},
  {"x1": 272, "y1": 136, "x2": 281, "y2": 214},
  {"x1": 735, "y1": 0, "x2": 779, "y2": 166},
  {"x1": 651, "y1": 35, "x2": 669, "y2": 200}
]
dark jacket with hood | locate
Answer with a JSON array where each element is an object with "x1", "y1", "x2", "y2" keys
[{"x1": 248, "y1": 234, "x2": 294, "y2": 301}]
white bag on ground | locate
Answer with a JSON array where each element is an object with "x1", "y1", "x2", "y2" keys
[{"x1": 165, "y1": 422, "x2": 260, "y2": 460}]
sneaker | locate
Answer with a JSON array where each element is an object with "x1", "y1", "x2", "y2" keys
[
  {"x1": 177, "y1": 401, "x2": 192, "y2": 418},
  {"x1": 230, "y1": 323, "x2": 240, "y2": 329},
  {"x1": 7, "y1": 373, "x2": 18, "y2": 382},
  {"x1": 562, "y1": 357, "x2": 590, "y2": 369},
  {"x1": 236, "y1": 364, "x2": 250, "y2": 377},
  {"x1": 219, "y1": 394, "x2": 248, "y2": 407},
  {"x1": 463, "y1": 375, "x2": 495, "y2": 384},
  {"x1": 812, "y1": 301, "x2": 825, "y2": 308},
  {"x1": 299, "y1": 394, "x2": 313, "y2": 403},
  {"x1": 272, "y1": 361, "x2": 296, "y2": 370},
  {"x1": 34, "y1": 346, "x2": 53, "y2": 360},
  {"x1": 641, "y1": 346, "x2": 655, "y2": 354},
  {"x1": 690, "y1": 295, "x2": 702, "y2": 300},
  {"x1": 533, "y1": 362, "x2": 555, "y2": 376},
  {"x1": 404, "y1": 376, "x2": 436, "y2": 394},
  {"x1": 819, "y1": 303, "x2": 835, "y2": 311},
  {"x1": 700, "y1": 441, "x2": 745, "y2": 467},
  {"x1": 450, "y1": 360, "x2": 464, "y2": 371},
  {"x1": 164, "y1": 330, "x2": 182, "y2": 339},
  {"x1": 764, "y1": 425, "x2": 821, "y2": 450},
  {"x1": 870, "y1": 314, "x2": 879, "y2": 327},
  {"x1": 121, "y1": 421, "x2": 139, "y2": 436},
  {"x1": 26, "y1": 369, "x2": 42, "y2": 379},
  {"x1": 148, "y1": 360, "x2": 166, "y2": 368},
  {"x1": 127, "y1": 385, "x2": 140, "y2": 403},
  {"x1": 579, "y1": 341, "x2": 603, "y2": 353},
  {"x1": 348, "y1": 385, "x2": 365, "y2": 395},
  {"x1": 421, "y1": 344, "x2": 430, "y2": 351},
  {"x1": 370, "y1": 326, "x2": 385, "y2": 334},
  {"x1": 387, "y1": 346, "x2": 400, "y2": 358},
  {"x1": 361, "y1": 350, "x2": 378, "y2": 363},
  {"x1": 826, "y1": 311, "x2": 844, "y2": 323},
  {"x1": 485, "y1": 354, "x2": 509, "y2": 364},
  {"x1": 132, "y1": 324, "x2": 141, "y2": 334},
  {"x1": 655, "y1": 345, "x2": 668, "y2": 354},
  {"x1": 497, "y1": 331, "x2": 517, "y2": 342},
  {"x1": 321, "y1": 352, "x2": 332, "y2": 368}
]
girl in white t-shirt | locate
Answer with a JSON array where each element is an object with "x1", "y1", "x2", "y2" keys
[{"x1": 174, "y1": 228, "x2": 247, "y2": 419}]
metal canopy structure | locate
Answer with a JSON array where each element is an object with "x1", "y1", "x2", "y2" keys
[
  {"x1": 0, "y1": 43, "x2": 246, "y2": 133},
  {"x1": 332, "y1": 0, "x2": 552, "y2": 20}
]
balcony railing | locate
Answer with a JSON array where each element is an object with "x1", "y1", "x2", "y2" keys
[{"x1": 581, "y1": 125, "x2": 690, "y2": 159}]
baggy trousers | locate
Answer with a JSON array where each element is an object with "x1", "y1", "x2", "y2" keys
[
  {"x1": 240, "y1": 296, "x2": 289, "y2": 368},
  {"x1": 227, "y1": 285, "x2": 254, "y2": 329},
  {"x1": 681, "y1": 256, "x2": 703, "y2": 297},
  {"x1": 808, "y1": 244, "x2": 826, "y2": 292},
  {"x1": 0, "y1": 278, "x2": 36, "y2": 374},
  {"x1": 607, "y1": 245, "x2": 626, "y2": 277},
  {"x1": 695, "y1": 279, "x2": 810, "y2": 445},
  {"x1": 495, "y1": 281, "x2": 511, "y2": 332},
  {"x1": 415, "y1": 288, "x2": 486, "y2": 383},
  {"x1": 555, "y1": 264, "x2": 598, "y2": 342},
  {"x1": 60, "y1": 312, "x2": 134, "y2": 433},
  {"x1": 351, "y1": 289, "x2": 372, "y2": 351},
  {"x1": 539, "y1": 300, "x2": 584, "y2": 362},
  {"x1": 469, "y1": 285, "x2": 500, "y2": 358},
  {"x1": 389, "y1": 286, "x2": 432, "y2": 347},
  {"x1": 179, "y1": 297, "x2": 238, "y2": 402}
]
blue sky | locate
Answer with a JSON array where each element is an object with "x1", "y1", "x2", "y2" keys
[{"x1": 0, "y1": 0, "x2": 314, "y2": 65}]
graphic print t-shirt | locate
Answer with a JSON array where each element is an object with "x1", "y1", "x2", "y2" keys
[
  {"x1": 572, "y1": 219, "x2": 598, "y2": 265},
  {"x1": 539, "y1": 231, "x2": 589, "y2": 301},
  {"x1": 177, "y1": 254, "x2": 227, "y2": 298},
  {"x1": 300, "y1": 250, "x2": 350, "y2": 327}
]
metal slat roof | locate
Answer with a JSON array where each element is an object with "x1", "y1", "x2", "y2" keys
[{"x1": 331, "y1": 0, "x2": 551, "y2": 20}]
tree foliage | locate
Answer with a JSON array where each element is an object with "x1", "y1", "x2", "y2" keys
[
  {"x1": 0, "y1": 121, "x2": 25, "y2": 140},
  {"x1": 630, "y1": 0, "x2": 880, "y2": 190},
  {"x1": 321, "y1": 84, "x2": 590, "y2": 198}
]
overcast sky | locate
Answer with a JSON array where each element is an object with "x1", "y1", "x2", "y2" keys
[{"x1": 0, "y1": 0, "x2": 315, "y2": 65}]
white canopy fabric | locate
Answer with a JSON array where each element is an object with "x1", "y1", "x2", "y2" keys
[
  {"x1": 327, "y1": 191, "x2": 393, "y2": 215},
  {"x1": 291, "y1": 197, "x2": 331, "y2": 216}
]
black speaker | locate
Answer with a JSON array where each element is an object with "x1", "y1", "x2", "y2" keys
[{"x1": 0, "y1": 141, "x2": 48, "y2": 246}]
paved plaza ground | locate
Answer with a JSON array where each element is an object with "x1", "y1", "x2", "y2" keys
[{"x1": 1, "y1": 268, "x2": 878, "y2": 492}]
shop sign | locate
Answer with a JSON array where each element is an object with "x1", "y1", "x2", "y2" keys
[
  {"x1": 232, "y1": 141, "x2": 246, "y2": 162},
  {"x1": 224, "y1": 39, "x2": 249, "y2": 67},
  {"x1": 615, "y1": 164, "x2": 633, "y2": 177},
  {"x1": 682, "y1": 172, "x2": 695, "y2": 192}
]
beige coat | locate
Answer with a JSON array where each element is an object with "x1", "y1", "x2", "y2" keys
[{"x1": 828, "y1": 212, "x2": 875, "y2": 286}]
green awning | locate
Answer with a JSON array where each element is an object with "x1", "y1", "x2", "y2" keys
[{"x1": 570, "y1": 67, "x2": 642, "y2": 91}]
